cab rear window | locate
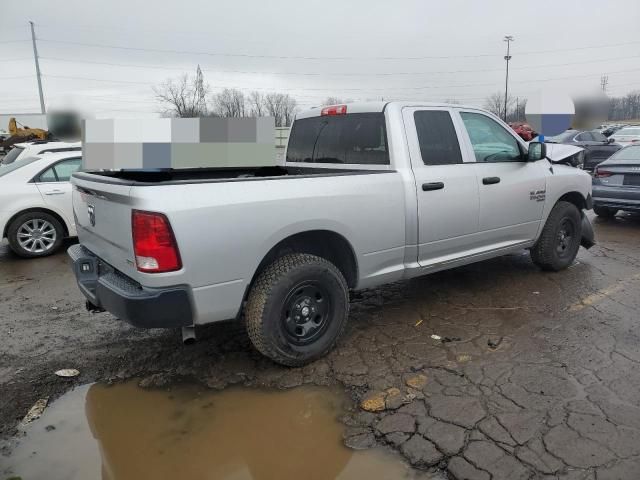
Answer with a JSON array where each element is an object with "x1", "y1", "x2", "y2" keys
[{"x1": 286, "y1": 113, "x2": 389, "y2": 165}]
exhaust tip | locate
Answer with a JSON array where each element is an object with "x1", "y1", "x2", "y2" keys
[{"x1": 182, "y1": 326, "x2": 196, "y2": 345}]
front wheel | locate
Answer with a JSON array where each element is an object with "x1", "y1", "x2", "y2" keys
[
  {"x1": 531, "y1": 201, "x2": 582, "y2": 272},
  {"x1": 244, "y1": 253, "x2": 349, "y2": 366}
]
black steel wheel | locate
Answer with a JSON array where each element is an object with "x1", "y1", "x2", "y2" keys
[
  {"x1": 245, "y1": 253, "x2": 349, "y2": 366},
  {"x1": 531, "y1": 201, "x2": 582, "y2": 271},
  {"x1": 281, "y1": 282, "x2": 332, "y2": 346}
]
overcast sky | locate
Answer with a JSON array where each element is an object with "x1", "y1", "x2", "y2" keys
[{"x1": 1, "y1": 0, "x2": 639, "y2": 118}]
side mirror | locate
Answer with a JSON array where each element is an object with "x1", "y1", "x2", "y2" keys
[
  {"x1": 608, "y1": 137, "x2": 615, "y2": 144},
  {"x1": 527, "y1": 141, "x2": 546, "y2": 162}
]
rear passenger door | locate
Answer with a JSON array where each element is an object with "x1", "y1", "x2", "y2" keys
[
  {"x1": 456, "y1": 110, "x2": 547, "y2": 247},
  {"x1": 402, "y1": 107, "x2": 480, "y2": 267}
]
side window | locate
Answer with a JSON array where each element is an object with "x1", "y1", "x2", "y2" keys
[
  {"x1": 575, "y1": 132, "x2": 593, "y2": 141},
  {"x1": 414, "y1": 110, "x2": 463, "y2": 165},
  {"x1": 460, "y1": 112, "x2": 523, "y2": 163},
  {"x1": 36, "y1": 158, "x2": 82, "y2": 182},
  {"x1": 38, "y1": 168, "x2": 57, "y2": 182},
  {"x1": 53, "y1": 158, "x2": 82, "y2": 181}
]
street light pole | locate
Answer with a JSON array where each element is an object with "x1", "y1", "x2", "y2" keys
[{"x1": 503, "y1": 35, "x2": 514, "y2": 122}]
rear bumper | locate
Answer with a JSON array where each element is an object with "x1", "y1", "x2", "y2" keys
[
  {"x1": 68, "y1": 244, "x2": 193, "y2": 328},
  {"x1": 592, "y1": 185, "x2": 640, "y2": 211}
]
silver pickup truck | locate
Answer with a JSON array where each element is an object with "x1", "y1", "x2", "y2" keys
[{"x1": 68, "y1": 102, "x2": 594, "y2": 366}]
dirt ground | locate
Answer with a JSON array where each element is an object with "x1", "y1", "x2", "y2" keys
[{"x1": 2, "y1": 213, "x2": 640, "y2": 479}]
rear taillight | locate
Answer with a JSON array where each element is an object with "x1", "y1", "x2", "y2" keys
[
  {"x1": 321, "y1": 105, "x2": 347, "y2": 116},
  {"x1": 132, "y1": 210, "x2": 182, "y2": 273},
  {"x1": 594, "y1": 168, "x2": 613, "y2": 178}
]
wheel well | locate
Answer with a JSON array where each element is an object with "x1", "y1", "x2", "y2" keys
[
  {"x1": 250, "y1": 230, "x2": 358, "y2": 291},
  {"x1": 3, "y1": 208, "x2": 69, "y2": 239},
  {"x1": 558, "y1": 191, "x2": 586, "y2": 211}
]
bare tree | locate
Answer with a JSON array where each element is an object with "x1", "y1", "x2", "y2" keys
[
  {"x1": 484, "y1": 92, "x2": 515, "y2": 121},
  {"x1": 211, "y1": 88, "x2": 247, "y2": 117},
  {"x1": 247, "y1": 91, "x2": 266, "y2": 116},
  {"x1": 153, "y1": 65, "x2": 209, "y2": 118},
  {"x1": 322, "y1": 96, "x2": 356, "y2": 105},
  {"x1": 322, "y1": 96, "x2": 343, "y2": 105},
  {"x1": 264, "y1": 93, "x2": 298, "y2": 127},
  {"x1": 608, "y1": 91, "x2": 640, "y2": 120}
]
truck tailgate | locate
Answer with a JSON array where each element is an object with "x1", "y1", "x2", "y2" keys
[{"x1": 72, "y1": 175, "x2": 139, "y2": 279}]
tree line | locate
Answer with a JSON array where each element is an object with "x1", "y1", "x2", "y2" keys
[
  {"x1": 153, "y1": 66, "x2": 298, "y2": 127},
  {"x1": 154, "y1": 67, "x2": 640, "y2": 126},
  {"x1": 481, "y1": 91, "x2": 640, "y2": 124}
]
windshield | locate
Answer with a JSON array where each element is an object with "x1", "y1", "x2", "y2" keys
[
  {"x1": 545, "y1": 131, "x2": 576, "y2": 143},
  {"x1": 1, "y1": 146, "x2": 25, "y2": 165},
  {"x1": 0, "y1": 156, "x2": 39, "y2": 177}
]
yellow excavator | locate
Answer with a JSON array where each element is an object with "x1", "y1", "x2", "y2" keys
[
  {"x1": 1, "y1": 117, "x2": 51, "y2": 151},
  {"x1": 1, "y1": 112, "x2": 80, "y2": 152}
]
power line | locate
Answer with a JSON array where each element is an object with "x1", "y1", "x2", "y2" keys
[
  {"x1": 37, "y1": 54, "x2": 640, "y2": 77},
  {"x1": 37, "y1": 38, "x2": 640, "y2": 61},
  {"x1": 41, "y1": 68, "x2": 640, "y2": 92},
  {"x1": 0, "y1": 39, "x2": 30, "y2": 44},
  {"x1": 0, "y1": 74, "x2": 35, "y2": 80}
]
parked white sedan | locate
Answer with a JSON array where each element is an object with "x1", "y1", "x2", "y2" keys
[
  {"x1": 610, "y1": 126, "x2": 640, "y2": 147},
  {"x1": 0, "y1": 152, "x2": 82, "y2": 257},
  {"x1": 1, "y1": 140, "x2": 81, "y2": 167}
]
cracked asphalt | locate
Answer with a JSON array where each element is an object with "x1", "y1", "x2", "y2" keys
[{"x1": 2, "y1": 212, "x2": 640, "y2": 479}]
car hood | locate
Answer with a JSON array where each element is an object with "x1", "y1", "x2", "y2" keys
[{"x1": 542, "y1": 143, "x2": 585, "y2": 163}]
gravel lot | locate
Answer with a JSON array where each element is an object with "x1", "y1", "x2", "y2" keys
[{"x1": 2, "y1": 213, "x2": 640, "y2": 479}]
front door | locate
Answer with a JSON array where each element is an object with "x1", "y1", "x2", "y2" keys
[
  {"x1": 456, "y1": 110, "x2": 547, "y2": 247},
  {"x1": 402, "y1": 107, "x2": 481, "y2": 267}
]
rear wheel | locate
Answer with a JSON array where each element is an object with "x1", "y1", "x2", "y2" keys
[
  {"x1": 531, "y1": 201, "x2": 582, "y2": 272},
  {"x1": 244, "y1": 253, "x2": 349, "y2": 366},
  {"x1": 7, "y1": 211, "x2": 65, "y2": 258},
  {"x1": 593, "y1": 206, "x2": 618, "y2": 218}
]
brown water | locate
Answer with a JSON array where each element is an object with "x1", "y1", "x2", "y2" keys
[{"x1": 3, "y1": 382, "x2": 429, "y2": 480}]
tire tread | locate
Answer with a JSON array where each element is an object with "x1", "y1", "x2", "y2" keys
[
  {"x1": 244, "y1": 253, "x2": 348, "y2": 366},
  {"x1": 531, "y1": 201, "x2": 581, "y2": 271}
]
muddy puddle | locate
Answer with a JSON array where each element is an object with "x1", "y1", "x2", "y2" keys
[{"x1": 3, "y1": 381, "x2": 430, "y2": 480}]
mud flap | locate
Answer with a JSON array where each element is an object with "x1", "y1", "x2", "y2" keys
[{"x1": 580, "y1": 212, "x2": 595, "y2": 249}]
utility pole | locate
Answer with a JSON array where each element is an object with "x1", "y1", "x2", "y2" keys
[
  {"x1": 29, "y1": 21, "x2": 46, "y2": 114},
  {"x1": 503, "y1": 35, "x2": 514, "y2": 122}
]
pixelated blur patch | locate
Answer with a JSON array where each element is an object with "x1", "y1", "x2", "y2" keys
[
  {"x1": 525, "y1": 90, "x2": 575, "y2": 137},
  {"x1": 81, "y1": 117, "x2": 276, "y2": 170}
]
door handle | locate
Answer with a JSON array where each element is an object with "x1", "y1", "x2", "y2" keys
[
  {"x1": 482, "y1": 177, "x2": 501, "y2": 185},
  {"x1": 422, "y1": 182, "x2": 444, "y2": 191},
  {"x1": 44, "y1": 189, "x2": 65, "y2": 195}
]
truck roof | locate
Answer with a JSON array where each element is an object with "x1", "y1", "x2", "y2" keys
[{"x1": 295, "y1": 101, "x2": 480, "y2": 119}]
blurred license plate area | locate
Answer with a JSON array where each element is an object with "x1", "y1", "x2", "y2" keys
[{"x1": 623, "y1": 175, "x2": 640, "y2": 186}]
